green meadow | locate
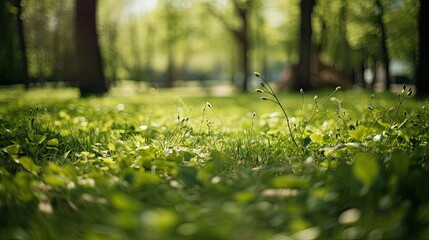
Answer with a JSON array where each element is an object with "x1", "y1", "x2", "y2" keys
[{"x1": 1, "y1": 85, "x2": 428, "y2": 240}]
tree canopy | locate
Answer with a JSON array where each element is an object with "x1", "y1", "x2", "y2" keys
[{"x1": 0, "y1": 0, "x2": 424, "y2": 93}]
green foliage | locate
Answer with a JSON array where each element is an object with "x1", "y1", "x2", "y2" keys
[
  {"x1": 0, "y1": 87, "x2": 428, "y2": 239},
  {"x1": 15, "y1": 0, "x2": 419, "y2": 88},
  {"x1": 352, "y1": 152, "x2": 379, "y2": 187}
]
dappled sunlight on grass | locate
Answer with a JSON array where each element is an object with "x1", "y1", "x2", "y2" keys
[{"x1": 0, "y1": 86, "x2": 428, "y2": 239}]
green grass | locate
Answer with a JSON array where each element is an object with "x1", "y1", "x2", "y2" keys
[{"x1": 1, "y1": 85, "x2": 429, "y2": 240}]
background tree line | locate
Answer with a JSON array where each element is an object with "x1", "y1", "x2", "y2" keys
[{"x1": 0, "y1": 0, "x2": 427, "y2": 96}]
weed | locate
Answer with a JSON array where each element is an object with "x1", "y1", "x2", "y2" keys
[
  {"x1": 0, "y1": 87, "x2": 428, "y2": 239},
  {"x1": 253, "y1": 72, "x2": 298, "y2": 147}
]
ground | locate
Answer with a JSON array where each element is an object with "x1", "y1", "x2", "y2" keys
[{"x1": 0, "y1": 83, "x2": 428, "y2": 239}]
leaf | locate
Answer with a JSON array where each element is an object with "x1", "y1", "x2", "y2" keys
[
  {"x1": 310, "y1": 134, "x2": 323, "y2": 144},
  {"x1": 108, "y1": 143, "x2": 116, "y2": 151},
  {"x1": 352, "y1": 152, "x2": 379, "y2": 186},
  {"x1": 377, "y1": 121, "x2": 391, "y2": 128},
  {"x1": 272, "y1": 175, "x2": 310, "y2": 189},
  {"x1": 348, "y1": 126, "x2": 368, "y2": 141},
  {"x1": 133, "y1": 170, "x2": 160, "y2": 187},
  {"x1": 3, "y1": 144, "x2": 20, "y2": 155},
  {"x1": 47, "y1": 138, "x2": 59, "y2": 146},
  {"x1": 38, "y1": 135, "x2": 47, "y2": 144},
  {"x1": 320, "y1": 160, "x2": 338, "y2": 168},
  {"x1": 391, "y1": 149, "x2": 409, "y2": 177},
  {"x1": 19, "y1": 156, "x2": 40, "y2": 175}
]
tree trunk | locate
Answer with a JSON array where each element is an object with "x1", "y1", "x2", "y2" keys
[
  {"x1": 166, "y1": 44, "x2": 176, "y2": 88},
  {"x1": 207, "y1": 0, "x2": 252, "y2": 92},
  {"x1": 232, "y1": 0, "x2": 251, "y2": 92},
  {"x1": 416, "y1": 0, "x2": 429, "y2": 95},
  {"x1": 15, "y1": 0, "x2": 29, "y2": 90},
  {"x1": 375, "y1": 0, "x2": 391, "y2": 91},
  {"x1": 75, "y1": 0, "x2": 107, "y2": 96},
  {"x1": 295, "y1": 0, "x2": 316, "y2": 91},
  {"x1": 360, "y1": 53, "x2": 367, "y2": 88},
  {"x1": 240, "y1": 30, "x2": 249, "y2": 92}
]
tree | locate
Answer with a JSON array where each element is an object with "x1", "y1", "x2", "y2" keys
[
  {"x1": 98, "y1": 0, "x2": 123, "y2": 87},
  {"x1": 375, "y1": 0, "x2": 391, "y2": 91},
  {"x1": 121, "y1": 19, "x2": 144, "y2": 85},
  {"x1": 163, "y1": 1, "x2": 180, "y2": 88},
  {"x1": 208, "y1": 0, "x2": 254, "y2": 92},
  {"x1": 0, "y1": 0, "x2": 27, "y2": 86},
  {"x1": 416, "y1": 0, "x2": 429, "y2": 95},
  {"x1": 14, "y1": 0, "x2": 29, "y2": 89},
  {"x1": 157, "y1": 0, "x2": 195, "y2": 88},
  {"x1": 294, "y1": 0, "x2": 316, "y2": 90},
  {"x1": 75, "y1": 0, "x2": 107, "y2": 96}
]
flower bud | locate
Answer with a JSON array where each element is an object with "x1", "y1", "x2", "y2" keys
[
  {"x1": 255, "y1": 89, "x2": 263, "y2": 93},
  {"x1": 253, "y1": 72, "x2": 261, "y2": 77}
]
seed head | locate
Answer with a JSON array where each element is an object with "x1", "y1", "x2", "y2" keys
[
  {"x1": 255, "y1": 89, "x2": 264, "y2": 93},
  {"x1": 260, "y1": 97, "x2": 269, "y2": 101},
  {"x1": 253, "y1": 72, "x2": 261, "y2": 78},
  {"x1": 300, "y1": 88, "x2": 304, "y2": 94},
  {"x1": 335, "y1": 86, "x2": 341, "y2": 91},
  {"x1": 206, "y1": 102, "x2": 212, "y2": 108}
]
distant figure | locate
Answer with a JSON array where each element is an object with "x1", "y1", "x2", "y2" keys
[{"x1": 278, "y1": 56, "x2": 353, "y2": 90}]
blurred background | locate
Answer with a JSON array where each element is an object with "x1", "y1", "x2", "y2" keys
[{"x1": 0, "y1": 0, "x2": 425, "y2": 95}]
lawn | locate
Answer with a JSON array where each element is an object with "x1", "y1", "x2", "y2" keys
[{"x1": 1, "y1": 84, "x2": 428, "y2": 240}]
